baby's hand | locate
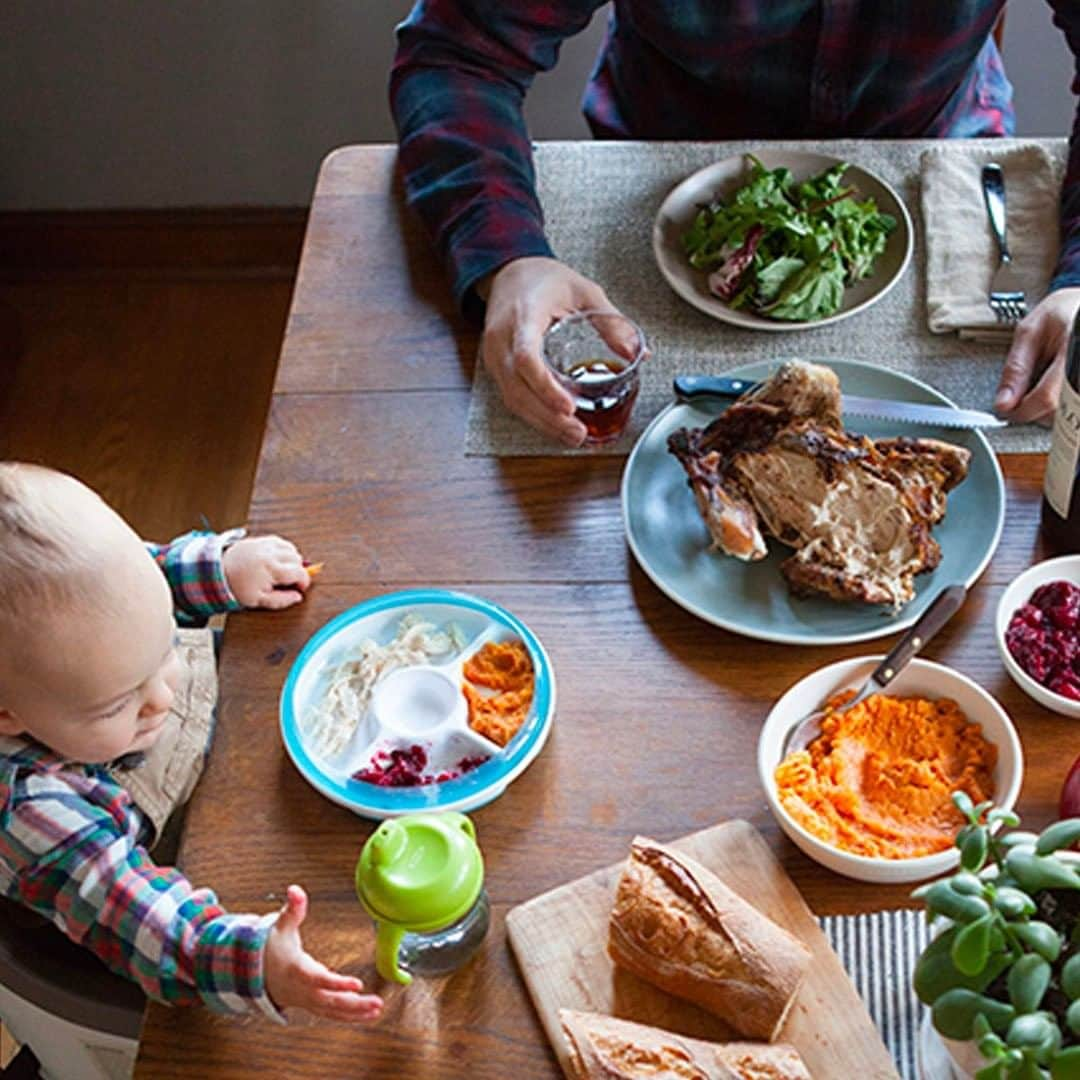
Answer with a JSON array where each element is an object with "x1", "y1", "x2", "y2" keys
[
  {"x1": 264, "y1": 886, "x2": 384, "y2": 1023},
  {"x1": 223, "y1": 535, "x2": 311, "y2": 610}
]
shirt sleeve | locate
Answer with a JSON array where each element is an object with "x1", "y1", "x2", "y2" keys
[
  {"x1": 0, "y1": 769, "x2": 284, "y2": 1020},
  {"x1": 1048, "y1": 0, "x2": 1080, "y2": 291},
  {"x1": 145, "y1": 529, "x2": 246, "y2": 626},
  {"x1": 390, "y1": 0, "x2": 604, "y2": 315}
]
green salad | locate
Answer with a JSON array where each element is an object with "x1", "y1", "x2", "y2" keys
[{"x1": 681, "y1": 155, "x2": 898, "y2": 322}]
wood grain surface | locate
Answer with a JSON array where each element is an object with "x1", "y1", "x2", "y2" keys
[
  {"x1": 507, "y1": 819, "x2": 898, "y2": 1079},
  {"x1": 135, "y1": 145, "x2": 1066, "y2": 1080}
]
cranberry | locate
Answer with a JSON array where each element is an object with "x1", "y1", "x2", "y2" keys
[
  {"x1": 353, "y1": 746, "x2": 489, "y2": 788},
  {"x1": 1049, "y1": 673, "x2": 1080, "y2": 701},
  {"x1": 1008, "y1": 579, "x2": 1080, "y2": 702}
]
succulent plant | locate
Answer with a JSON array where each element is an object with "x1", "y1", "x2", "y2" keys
[{"x1": 913, "y1": 793, "x2": 1080, "y2": 1079}]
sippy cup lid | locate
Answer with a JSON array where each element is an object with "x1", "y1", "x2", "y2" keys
[{"x1": 355, "y1": 811, "x2": 484, "y2": 933}]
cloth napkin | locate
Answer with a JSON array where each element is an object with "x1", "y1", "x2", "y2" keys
[
  {"x1": 921, "y1": 141, "x2": 1064, "y2": 338},
  {"x1": 821, "y1": 909, "x2": 930, "y2": 1080}
]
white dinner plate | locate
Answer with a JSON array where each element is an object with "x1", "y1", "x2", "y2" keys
[
  {"x1": 652, "y1": 149, "x2": 914, "y2": 331},
  {"x1": 621, "y1": 359, "x2": 1004, "y2": 645}
]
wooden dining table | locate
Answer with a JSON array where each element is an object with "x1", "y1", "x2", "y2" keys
[{"x1": 135, "y1": 144, "x2": 1062, "y2": 1079}]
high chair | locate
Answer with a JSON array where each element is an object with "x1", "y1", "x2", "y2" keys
[{"x1": 0, "y1": 902, "x2": 144, "y2": 1080}]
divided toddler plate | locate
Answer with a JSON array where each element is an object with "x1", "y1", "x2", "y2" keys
[{"x1": 280, "y1": 589, "x2": 556, "y2": 819}]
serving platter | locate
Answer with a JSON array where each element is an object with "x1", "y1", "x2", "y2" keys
[
  {"x1": 507, "y1": 819, "x2": 899, "y2": 1079},
  {"x1": 621, "y1": 358, "x2": 1005, "y2": 645},
  {"x1": 652, "y1": 149, "x2": 913, "y2": 330},
  {"x1": 279, "y1": 588, "x2": 555, "y2": 819}
]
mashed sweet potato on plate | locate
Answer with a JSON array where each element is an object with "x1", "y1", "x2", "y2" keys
[{"x1": 463, "y1": 640, "x2": 534, "y2": 748}]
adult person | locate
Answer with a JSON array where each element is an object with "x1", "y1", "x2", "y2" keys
[{"x1": 390, "y1": 1, "x2": 1080, "y2": 446}]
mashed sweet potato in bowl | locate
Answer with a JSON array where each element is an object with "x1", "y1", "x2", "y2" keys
[{"x1": 757, "y1": 657, "x2": 1023, "y2": 884}]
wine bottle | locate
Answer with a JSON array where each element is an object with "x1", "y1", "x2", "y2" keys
[{"x1": 1041, "y1": 306, "x2": 1080, "y2": 553}]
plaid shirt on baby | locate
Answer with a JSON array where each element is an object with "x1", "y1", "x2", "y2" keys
[
  {"x1": 0, "y1": 528, "x2": 283, "y2": 1019},
  {"x1": 390, "y1": 0, "x2": 1080, "y2": 312},
  {"x1": 148, "y1": 527, "x2": 247, "y2": 626}
]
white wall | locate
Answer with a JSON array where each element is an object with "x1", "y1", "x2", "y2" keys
[{"x1": 0, "y1": 2, "x2": 1072, "y2": 209}]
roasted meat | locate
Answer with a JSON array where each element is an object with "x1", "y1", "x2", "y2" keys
[{"x1": 668, "y1": 361, "x2": 970, "y2": 608}]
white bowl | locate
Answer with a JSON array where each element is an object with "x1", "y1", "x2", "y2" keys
[
  {"x1": 995, "y1": 554, "x2": 1080, "y2": 719},
  {"x1": 757, "y1": 657, "x2": 1023, "y2": 884}
]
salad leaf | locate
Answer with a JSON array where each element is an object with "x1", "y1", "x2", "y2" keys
[{"x1": 681, "y1": 155, "x2": 897, "y2": 322}]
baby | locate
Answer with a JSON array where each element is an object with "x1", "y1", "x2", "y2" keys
[{"x1": 0, "y1": 463, "x2": 383, "y2": 1023}]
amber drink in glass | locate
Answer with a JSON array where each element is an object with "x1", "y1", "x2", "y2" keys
[{"x1": 542, "y1": 311, "x2": 648, "y2": 445}]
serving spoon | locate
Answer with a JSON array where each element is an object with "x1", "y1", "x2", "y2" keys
[{"x1": 781, "y1": 583, "x2": 968, "y2": 756}]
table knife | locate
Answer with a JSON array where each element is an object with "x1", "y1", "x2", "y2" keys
[{"x1": 673, "y1": 374, "x2": 1007, "y2": 430}]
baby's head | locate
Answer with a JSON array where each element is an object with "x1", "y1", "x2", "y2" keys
[{"x1": 0, "y1": 464, "x2": 183, "y2": 763}]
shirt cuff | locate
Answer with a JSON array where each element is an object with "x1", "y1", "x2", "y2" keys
[
  {"x1": 445, "y1": 201, "x2": 555, "y2": 321},
  {"x1": 196, "y1": 911, "x2": 287, "y2": 1024},
  {"x1": 156, "y1": 528, "x2": 247, "y2": 623}
]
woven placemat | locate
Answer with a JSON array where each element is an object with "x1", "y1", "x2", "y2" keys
[{"x1": 465, "y1": 138, "x2": 1062, "y2": 457}]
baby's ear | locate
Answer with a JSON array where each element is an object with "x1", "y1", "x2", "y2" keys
[{"x1": 0, "y1": 708, "x2": 23, "y2": 736}]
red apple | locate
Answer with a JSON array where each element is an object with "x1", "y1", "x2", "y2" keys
[{"x1": 1061, "y1": 752, "x2": 1080, "y2": 819}]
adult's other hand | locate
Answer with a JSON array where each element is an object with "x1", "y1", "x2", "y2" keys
[
  {"x1": 995, "y1": 286, "x2": 1080, "y2": 425},
  {"x1": 478, "y1": 257, "x2": 627, "y2": 446}
]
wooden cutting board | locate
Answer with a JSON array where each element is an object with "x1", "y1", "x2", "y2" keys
[{"x1": 506, "y1": 819, "x2": 900, "y2": 1079}]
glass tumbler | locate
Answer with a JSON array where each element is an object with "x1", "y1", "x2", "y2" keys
[{"x1": 542, "y1": 310, "x2": 648, "y2": 445}]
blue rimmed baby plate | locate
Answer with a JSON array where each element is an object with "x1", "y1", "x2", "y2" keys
[{"x1": 280, "y1": 589, "x2": 556, "y2": 819}]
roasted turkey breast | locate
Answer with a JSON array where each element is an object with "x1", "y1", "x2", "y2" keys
[{"x1": 667, "y1": 361, "x2": 970, "y2": 608}]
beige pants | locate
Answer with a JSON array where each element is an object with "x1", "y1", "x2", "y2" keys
[{"x1": 106, "y1": 627, "x2": 218, "y2": 849}]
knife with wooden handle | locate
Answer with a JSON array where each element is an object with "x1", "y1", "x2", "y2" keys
[{"x1": 672, "y1": 374, "x2": 1007, "y2": 430}]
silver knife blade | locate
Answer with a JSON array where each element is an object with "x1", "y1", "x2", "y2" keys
[{"x1": 672, "y1": 374, "x2": 1007, "y2": 430}]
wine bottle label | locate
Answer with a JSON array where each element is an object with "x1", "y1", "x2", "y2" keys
[{"x1": 1045, "y1": 378, "x2": 1080, "y2": 518}]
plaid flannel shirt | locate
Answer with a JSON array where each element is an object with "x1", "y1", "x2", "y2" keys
[
  {"x1": 0, "y1": 528, "x2": 283, "y2": 1019},
  {"x1": 390, "y1": 0, "x2": 1080, "y2": 314}
]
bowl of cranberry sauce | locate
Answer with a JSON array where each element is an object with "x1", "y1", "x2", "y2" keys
[{"x1": 996, "y1": 555, "x2": 1080, "y2": 718}]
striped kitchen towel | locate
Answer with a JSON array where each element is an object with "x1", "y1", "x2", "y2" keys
[{"x1": 821, "y1": 909, "x2": 932, "y2": 1080}]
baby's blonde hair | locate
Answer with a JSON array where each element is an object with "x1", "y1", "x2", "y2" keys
[{"x1": 0, "y1": 463, "x2": 125, "y2": 628}]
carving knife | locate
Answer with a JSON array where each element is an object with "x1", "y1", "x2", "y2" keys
[{"x1": 672, "y1": 374, "x2": 1007, "y2": 430}]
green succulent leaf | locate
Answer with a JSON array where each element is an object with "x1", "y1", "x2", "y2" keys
[
  {"x1": 1008, "y1": 955, "x2": 1052, "y2": 1014},
  {"x1": 923, "y1": 881, "x2": 992, "y2": 923},
  {"x1": 1006, "y1": 849, "x2": 1080, "y2": 894},
  {"x1": 915, "y1": 943, "x2": 1012, "y2": 1005},
  {"x1": 1067, "y1": 999, "x2": 1080, "y2": 1037},
  {"x1": 933, "y1": 988, "x2": 1016, "y2": 1040},
  {"x1": 1007, "y1": 1014, "x2": 1056, "y2": 1048},
  {"x1": 954, "y1": 791, "x2": 977, "y2": 819},
  {"x1": 975, "y1": 1064, "x2": 1006, "y2": 1080},
  {"x1": 1062, "y1": 955, "x2": 1080, "y2": 1001},
  {"x1": 1036, "y1": 1022, "x2": 1063, "y2": 1066},
  {"x1": 963, "y1": 828, "x2": 991, "y2": 871},
  {"x1": 953, "y1": 870, "x2": 989, "y2": 896},
  {"x1": 954, "y1": 915, "x2": 994, "y2": 976},
  {"x1": 999, "y1": 833, "x2": 1040, "y2": 850},
  {"x1": 1035, "y1": 819, "x2": 1080, "y2": 856},
  {"x1": 988, "y1": 808, "x2": 1022, "y2": 828},
  {"x1": 1051, "y1": 1045, "x2": 1080, "y2": 1079},
  {"x1": 995, "y1": 887, "x2": 1038, "y2": 920},
  {"x1": 1013, "y1": 922, "x2": 1063, "y2": 964}
]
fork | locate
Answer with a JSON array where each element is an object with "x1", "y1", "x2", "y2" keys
[{"x1": 981, "y1": 163, "x2": 1027, "y2": 324}]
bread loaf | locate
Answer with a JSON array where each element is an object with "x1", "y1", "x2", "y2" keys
[
  {"x1": 559, "y1": 1009, "x2": 812, "y2": 1079},
  {"x1": 607, "y1": 837, "x2": 810, "y2": 1040}
]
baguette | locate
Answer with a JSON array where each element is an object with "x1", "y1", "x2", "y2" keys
[
  {"x1": 607, "y1": 837, "x2": 810, "y2": 1040},
  {"x1": 559, "y1": 1009, "x2": 812, "y2": 1079}
]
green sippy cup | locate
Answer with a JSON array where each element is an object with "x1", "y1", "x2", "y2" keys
[{"x1": 355, "y1": 811, "x2": 488, "y2": 985}]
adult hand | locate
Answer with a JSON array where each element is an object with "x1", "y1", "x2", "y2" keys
[
  {"x1": 478, "y1": 256, "x2": 627, "y2": 446},
  {"x1": 994, "y1": 286, "x2": 1080, "y2": 424},
  {"x1": 264, "y1": 885, "x2": 384, "y2": 1023},
  {"x1": 222, "y1": 535, "x2": 310, "y2": 609}
]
